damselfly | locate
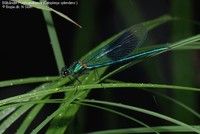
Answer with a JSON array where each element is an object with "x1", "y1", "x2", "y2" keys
[{"x1": 61, "y1": 24, "x2": 169, "y2": 81}]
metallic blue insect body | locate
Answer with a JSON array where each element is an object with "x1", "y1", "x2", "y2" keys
[{"x1": 61, "y1": 24, "x2": 168, "y2": 79}]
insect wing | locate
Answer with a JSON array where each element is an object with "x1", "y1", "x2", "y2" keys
[{"x1": 85, "y1": 24, "x2": 148, "y2": 68}]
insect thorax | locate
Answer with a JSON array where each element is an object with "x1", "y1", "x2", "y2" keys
[{"x1": 70, "y1": 61, "x2": 87, "y2": 76}]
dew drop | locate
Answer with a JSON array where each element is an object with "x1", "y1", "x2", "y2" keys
[
  {"x1": 55, "y1": 88, "x2": 59, "y2": 92},
  {"x1": 32, "y1": 92, "x2": 36, "y2": 96},
  {"x1": 149, "y1": 83, "x2": 153, "y2": 87},
  {"x1": 140, "y1": 83, "x2": 144, "y2": 87},
  {"x1": 29, "y1": 93, "x2": 33, "y2": 97}
]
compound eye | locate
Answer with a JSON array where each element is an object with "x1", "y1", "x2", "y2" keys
[{"x1": 61, "y1": 67, "x2": 69, "y2": 78}]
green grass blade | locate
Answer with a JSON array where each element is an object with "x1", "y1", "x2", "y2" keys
[
  {"x1": 74, "y1": 102, "x2": 159, "y2": 134},
  {"x1": 42, "y1": 8, "x2": 65, "y2": 72},
  {"x1": 169, "y1": 34, "x2": 200, "y2": 49},
  {"x1": 144, "y1": 89, "x2": 200, "y2": 118},
  {"x1": 0, "y1": 76, "x2": 59, "y2": 88},
  {"x1": 138, "y1": 42, "x2": 200, "y2": 52},
  {"x1": 85, "y1": 125, "x2": 200, "y2": 134},
  {"x1": 1, "y1": 83, "x2": 199, "y2": 108},
  {"x1": 0, "y1": 105, "x2": 33, "y2": 134},
  {"x1": 107, "y1": 79, "x2": 200, "y2": 118},
  {"x1": 30, "y1": 105, "x2": 64, "y2": 134},
  {"x1": 1, "y1": 81, "x2": 199, "y2": 133},
  {"x1": 44, "y1": 88, "x2": 90, "y2": 134},
  {"x1": 12, "y1": 0, "x2": 81, "y2": 28},
  {"x1": 79, "y1": 99, "x2": 200, "y2": 133},
  {"x1": 0, "y1": 78, "x2": 67, "y2": 133},
  {"x1": 0, "y1": 83, "x2": 51, "y2": 133},
  {"x1": 143, "y1": 15, "x2": 173, "y2": 31},
  {"x1": 0, "y1": 107, "x2": 16, "y2": 121},
  {"x1": 31, "y1": 91, "x2": 84, "y2": 134},
  {"x1": 16, "y1": 96, "x2": 50, "y2": 134}
]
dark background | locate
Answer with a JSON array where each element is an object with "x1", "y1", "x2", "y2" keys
[
  {"x1": 1, "y1": 0, "x2": 200, "y2": 133},
  {"x1": 1, "y1": 0, "x2": 200, "y2": 79}
]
